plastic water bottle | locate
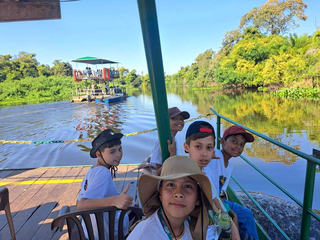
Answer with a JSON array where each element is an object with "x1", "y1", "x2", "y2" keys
[{"x1": 216, "y1": 212, "x2": 232, "y2": 240}]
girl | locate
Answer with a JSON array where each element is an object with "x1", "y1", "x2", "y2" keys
[{"x1": 127, "y1": 155, "x2": 219, "y2": 240}]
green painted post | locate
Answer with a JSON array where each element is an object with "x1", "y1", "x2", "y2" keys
[
  {"x1": 300, "y1": 160, "x2": 316, "y2": 240},
  {"x1": 137, "y1": 0, "x2": 171, "y2": 162},
  {"x1": 216, "y1": 115, "x2": 221, "y2": 150}
]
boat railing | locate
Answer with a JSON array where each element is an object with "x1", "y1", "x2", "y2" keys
[
  {"x1": 78, "y1": 69, "x2": 119, "y2": 80},
  {"x1": 72, "y1": 88, "x2": 107, "y2": 96},
  {"x1": 210, "y1": 107, "x2": 320, "y2": 240}
]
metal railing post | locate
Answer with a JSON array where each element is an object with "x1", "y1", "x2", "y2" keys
[
  {"x1": 137, "y1": 0, "x2": 171, "y2": 163},
  {"x1": 300, "y1": 160, "x2": 316, "y2": 240},
  {"x1": 216, "y1": 115, "x2": 221, "y2": 150}
]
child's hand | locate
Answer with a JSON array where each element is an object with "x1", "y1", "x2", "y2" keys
[
  {"x1": 115, "y1": 184, "x2": 133, "y2": 209},
  {"x1": 167, "y1": 136, "x2": 177, "y2": 157}
]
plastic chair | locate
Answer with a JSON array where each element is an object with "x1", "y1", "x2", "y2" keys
[
  {"x1": 0, "y1": 187, "x2": 16, "y2": 240},
  {"x1": 51, "y1": 206, "x2": 143, "y2": 240}
]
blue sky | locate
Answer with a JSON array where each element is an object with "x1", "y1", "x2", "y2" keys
[{"x1": 1, "y1": 0, "x2": 319, "y2": 75}]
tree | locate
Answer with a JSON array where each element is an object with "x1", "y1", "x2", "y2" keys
[
  {"x1": 0, "y1": 54, "x2": 21, "y2": 81},
  {"x1": 124, "y1": 69, "x2": 137, "y2": 85},
  {"x1": 239, "y1": 0, "x2": 308, "y2": 35},
  {"x1": 51, "y1": 60, "x2": 73, "y2": 76},
  {"x1": 220, "y1": 29, "x2": 242, "y2": 57},
  {"x1": 37, "y1": 64, "x2": 51, "y2": 77},
  {"x1": 14, "y1": 52, "x2": 39, "y2": 78}
]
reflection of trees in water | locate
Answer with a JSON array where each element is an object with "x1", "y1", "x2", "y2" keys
[
  {"x1": 245, "y1": 137, "x2": 301, "y2": 165},
  {"x1": 75, "y1": 103, "x2": 126, "y2": 139},
  {"x1": 165, "y1": 88, "x2": 319, "y2": 165},
  {"x1": 77, "y1": 144, "x2": 91, "y2": 154}
]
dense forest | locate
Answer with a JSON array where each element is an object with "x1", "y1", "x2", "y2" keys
[
  {"x1": 1, "y1": 0, "x2": 319, "y2": 105},
  {"x1": 167, "y1": 0, "x2": 320, "y2": 89}
]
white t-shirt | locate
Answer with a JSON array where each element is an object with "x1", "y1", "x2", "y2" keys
[
  {"x1": 127, "y1": 209, "x2": 193, "y2": 240},
  {"x1": 150, "y1": 137, "x2": 178, "y2": 167},
  {"x1": 77, "y1": 166, "x2": 129, "y2": 240},
  {"x1": 214, "y1": 149, "x2": 233, "y2": 193},
  {"x1": 203, "y1": 159, "x2": 219, "y2": 199}
]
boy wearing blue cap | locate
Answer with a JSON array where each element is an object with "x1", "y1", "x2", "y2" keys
[
  {"x1": 183, "y1": 121, "x2": 240, "y2": 240},
  {"x1": 77, "y1": 129, "x2": 133, "y2": 240}
]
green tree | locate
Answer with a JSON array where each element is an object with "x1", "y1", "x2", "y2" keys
[
  {"x1": 124, "y1": 69, "x2": 137, "y2": 86},
  {"x1": 240, "y1": 0, "x2": 308, "y2": 35},
  {"x1": 14, "y1": 52, "x2": 39, "y2": 78},
  {"x1": 0, "y1": 55, "x2": 21, "y2": 82},
  {"x1": 51, "y1": 60, "x2": 73, "y2": 76},
  {"x1": 37, "y1": 64, "x2": 52, "y2": 77}
]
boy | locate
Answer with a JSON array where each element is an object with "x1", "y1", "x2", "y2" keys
[
  {"x1": 183, "y1": 121, "x2": 240, "y2": 240},
  {"x1": 150, "y1": 107, "x2": 190, "y2": 174},
  {"x1": 128, "y1": 155, "x2": 219, "y2": 240},
  {"x1": 207, "y1": 125, "x2": 258, "y2": 240},
  {"x1": 77, "y1": 129, "x2": 133, "y2": 240}
]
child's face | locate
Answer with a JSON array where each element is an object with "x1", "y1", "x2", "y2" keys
[
  {"x1": 221, "y1": 134, "x2": 246, "y2": 157},
  {"x1": 170, "y1": 114, "x2": 185, "y2": 132},
  {"x1": 97, "y1": 144, "x2": 123, "y2": 166},
  {"x1": 160, "y1": 177, "x2": 199, "y2": 220},
  {"x1": 184, "y1": 135, "x2": 215, "y2": 168}
]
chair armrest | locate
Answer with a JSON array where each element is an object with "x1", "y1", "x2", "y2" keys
[{"x1": 58, "y1": 206, "x2": 70, "y2": 217}]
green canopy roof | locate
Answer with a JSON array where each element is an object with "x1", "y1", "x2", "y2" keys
[{"x1": 72, "y1": 57, "x2": 118, "y2": 65}]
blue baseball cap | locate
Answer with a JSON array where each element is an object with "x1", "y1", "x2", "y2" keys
[{"x1": 185, "y1": 121, "x2": 215, "y2": 139}]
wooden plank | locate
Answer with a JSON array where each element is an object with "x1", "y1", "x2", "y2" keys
[
  {"x1": 7, "y1": 168, "x2": 56, "y2": 204},
  {"x1": 0, "y1": 0, "x2": 61, "y2": 23},
  {"x1": 14, "y1": 168, "x2": 72, "y2": 239},
  {"x1": 0, "y1": 168, "x2": 71, "y2": 240},
  {"x1": 32, "y1": 167, "x2": 84, "y2": 240},
  {"x1": 0, "y1": 168, "x2": 53, "y2": 231}
]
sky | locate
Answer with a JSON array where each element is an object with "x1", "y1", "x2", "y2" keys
[{"x1": 1, "y1": 0, "x2": 319, "y2": 75}]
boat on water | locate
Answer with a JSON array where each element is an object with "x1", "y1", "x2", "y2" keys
[
  {"x1": 70, "y1": 56, "x2": 127, "y2": 103},
  {"x1": 94, "y1": 93, "x2": 124, "y2": 104}
]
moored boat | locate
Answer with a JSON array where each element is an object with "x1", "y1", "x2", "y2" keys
[{"x1": 70, "y1": 56, "x2": 127, "y2": 103}]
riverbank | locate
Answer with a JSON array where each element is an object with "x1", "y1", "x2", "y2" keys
[{"x1": 237, "y1": 192, "x2": 320, "y2": 240}]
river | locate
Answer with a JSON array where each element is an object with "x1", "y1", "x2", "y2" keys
[{"x1": 0, "y1": 88, "x2": 319, "y2": 209}]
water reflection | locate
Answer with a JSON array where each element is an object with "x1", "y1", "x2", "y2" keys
[{"x1": 164, "y1": 87, "x2": 320, "y2": 165}]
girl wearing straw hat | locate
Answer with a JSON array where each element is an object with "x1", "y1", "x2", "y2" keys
[{"x1": 127, "y1": 155, "x2": 220, "y2": 240}]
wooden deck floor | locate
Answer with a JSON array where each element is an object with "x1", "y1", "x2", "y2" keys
[{"x1": 0, "y1": 165, "x2": 141, "y2": 240}]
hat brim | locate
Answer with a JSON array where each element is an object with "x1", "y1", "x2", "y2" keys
[
  {"x1": 242, "y1": 132, "x2": 254, "y2": 142},
  {"x1": 90, "y1": 133, "x2": 123, "y2": 158},
  {"x1": 138, "y1": 172, "x2": 215, "y2": 215},
  {"x1": 170, "y1": 111, "x2": 190, "y2": 120}
]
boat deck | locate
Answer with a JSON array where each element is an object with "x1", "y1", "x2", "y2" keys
[{"x1": 0, "y1": 165, "x2": 141, "y2": 240}]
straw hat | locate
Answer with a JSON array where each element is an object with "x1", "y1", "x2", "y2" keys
[{"x1": 138, "y1": 155, "x2": 219, "y2": 240}]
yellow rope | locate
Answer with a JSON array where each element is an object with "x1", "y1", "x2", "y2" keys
[{"x1": 0, "y1": 114, "x2": 213, "y2": 145}]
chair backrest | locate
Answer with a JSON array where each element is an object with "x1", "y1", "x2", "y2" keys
[
  {"x1": 0, "y1": 187, "x2": 16, "y2": 240},
  {"x1": 51, "y1": 206, "x2": 143, "y2": 240}
]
